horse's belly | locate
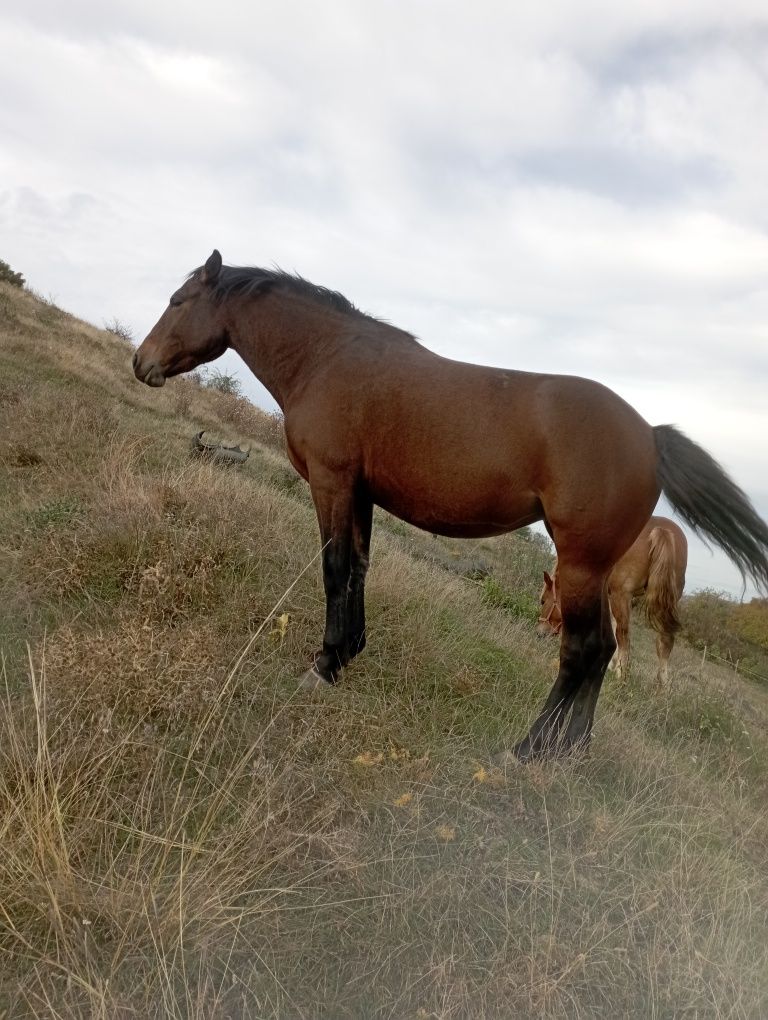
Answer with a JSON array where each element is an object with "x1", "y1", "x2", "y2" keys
[{"x1": 370, "y1": 473, "x2": 542, "y2": 538}]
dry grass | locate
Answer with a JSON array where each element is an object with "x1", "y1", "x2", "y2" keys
[{"x1": 2, "y1": 281, "x2": 768, "y2": 1017}]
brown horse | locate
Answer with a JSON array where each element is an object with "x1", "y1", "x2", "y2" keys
[
  {"x1": 537, "y1": 516, "x2": 688, "y2": 685},
  {"x1": 133, "y1": 251, "x2": 768, "y2": 760}
]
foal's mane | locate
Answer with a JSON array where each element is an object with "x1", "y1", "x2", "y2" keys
[{"x1": 193, "y1": 264, "x2": 388, "y2": 326}]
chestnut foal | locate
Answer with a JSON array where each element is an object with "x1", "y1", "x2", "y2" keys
[
  {"x1": 538, "y1": 516, "x2": 688, "y2": 685},
  {"x1": 133, "y1": 251, "x2": 768, "y2": 760}
]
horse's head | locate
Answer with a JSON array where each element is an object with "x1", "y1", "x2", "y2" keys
[
  {"x1": 536, "y1": 569, "x2": 562, "y2": 638},
  {"x1": 133, "y1": 250, "x2": 229, "y2": 387}
]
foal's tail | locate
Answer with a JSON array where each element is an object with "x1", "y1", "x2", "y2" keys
[
  {"x1": 654, "y1": 424, "x2": 768, "y2": 592},
  {"x1": 645, "y1": 527, "x2": 681, "y2": 636}
]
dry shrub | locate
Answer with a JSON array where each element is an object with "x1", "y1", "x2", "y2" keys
[
  {"x1": 103, "y1": 317, "x2": 135, "y2": 344},
  {"x1": 0, "y1": 259, "x2": 25, "y2": 287},
  {"x1": 732, "y1": 597, "x2": 768, "y2": 649},
  {"x1": 3, "y1": 443, "x2": 43, "y2": 468},
  {"x1": 206, "y1": 389, "x2": 286, "y2": 453},
  {"x1": 249, "y1": 408, "x2": 286, "y2": 453},
  {"x1": 682, "y1": 588, "x2": 768, "y2": 678},
  {"x1": 173, "y1": 381, "x2": 194, "y2": 419},
  {"x1": 42, "y1": 618, "x2": 226, "y2": 727}
]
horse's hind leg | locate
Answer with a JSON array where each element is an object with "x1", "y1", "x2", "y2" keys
[
  {"x1": 560, "y1": 586, "x2": 616, "y2": 752},
  {"x1": 513, "y1": 565, "x2": 612, "y2": 760}
]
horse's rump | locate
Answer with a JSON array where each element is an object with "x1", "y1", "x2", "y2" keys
[{"x1": 645, "y1": 526, "x2": 682, "y2": 635}]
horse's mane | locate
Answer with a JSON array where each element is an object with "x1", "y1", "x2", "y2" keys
[{"x1": 192, "y1": 264, "x2": 388, "y2": 325}]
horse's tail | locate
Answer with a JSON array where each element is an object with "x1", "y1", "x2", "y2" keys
[
  {"x1": 654, "y1": 424, "x2": 768, "y2": 592},
  {"x1": 645, "y1": 527, "x2": 681, "y2": 635}
]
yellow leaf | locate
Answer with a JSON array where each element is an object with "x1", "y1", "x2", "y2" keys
[
  {"x1": 353, "y1": 751, "x2": 384, "y2": 766},
  {"x1": 269, "y1": 612, "x2": 290, "y2": 642},
  {"x1": 473, "y1": 765, "x2": 506, "y2": 787},
  {"x1": 393, "y1": 792, "x2": 413, "y2": 807},
  {"x1": 435, "y1": 824, "x2": 456, "y2": 842},
  {"x1": 388, "y1": 744, "x2": 410, "y2": 761}
]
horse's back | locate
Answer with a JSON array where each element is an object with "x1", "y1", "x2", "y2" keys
[{"x1": 290, "y1": 338, "x2": 659, "y2": 556}]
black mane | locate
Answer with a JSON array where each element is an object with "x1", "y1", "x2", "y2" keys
[{"x1": 192, "y1": 264, "x2": 382, "y2": 323}]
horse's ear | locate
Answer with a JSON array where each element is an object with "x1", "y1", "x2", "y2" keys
[{"x1": 200, "y1": 249, "x2": 222, "y2": 286}]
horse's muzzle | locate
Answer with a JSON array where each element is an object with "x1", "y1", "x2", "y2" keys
[{"x1": 132, "y1": 351, "x2": 166, "y2": 387}]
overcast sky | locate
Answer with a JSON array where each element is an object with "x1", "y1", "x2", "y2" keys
[{"x1": 2, "y1": 2, "x2": 767, "y2": 596}]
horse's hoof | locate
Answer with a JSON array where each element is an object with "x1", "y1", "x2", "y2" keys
[
  {"x1": 496, "y1": 740, "x2": 543, "y2": 765},
  {"x1": 297, "y1": 667, "x2": 333, "y2": 692},
  {"x1": 512, "y1": 739, "x2": 543, "y2": 763},
  {"x1": 494, "y1": 749, "x2": 518, "y2": 768},
  {"x1": 558, "y1": 732, "x2": 592, "y2": 758}
]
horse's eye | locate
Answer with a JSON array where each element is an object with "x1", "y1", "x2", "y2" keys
[{"x1": 170, "y1": 296, "x2": 183, "y2": 307}]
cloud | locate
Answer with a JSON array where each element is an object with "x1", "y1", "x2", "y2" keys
[{"x1": 1, "y1": 3, "x2": 767, "y2": 595}]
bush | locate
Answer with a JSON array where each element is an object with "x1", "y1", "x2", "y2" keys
[
  {"x1": 732, "y1": 598, "x2": 768, "y2": 650},
  {"x1": 518, "y1": 525, "x2": 553, "y2": 554},
  {"x1": 681, "y1": 588, "x2": 768, "y2": 681},
  {"x1": 202, "y1": 368, "x2": 242, "y2": 396},
  {"x1": 681, "y1": 588, "x2": 734, "y2": 653},
  {"x1": 104, "y1": 318, "x2": 135, "y2": 344},
  {"x1": 206, "y1": 388, "x2": 287, "y2": 453},
  {"x1": 0, "y1": 260, "x2": 25, "y2": 288}
]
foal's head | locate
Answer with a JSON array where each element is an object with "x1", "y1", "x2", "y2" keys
[
  {"x1": 133, "y1": 250, "x2": 230, "y2": 387},
  {"x1": 536, "y1": 569, "x2": 562, "y2": 638}
]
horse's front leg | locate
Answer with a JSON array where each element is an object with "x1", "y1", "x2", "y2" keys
[
  {"x1": 298, "y1": 473, "x2": 355, "y2": 690},
  {"x1": 348, "y1": 491, "x2": 373, "y2": 659}
]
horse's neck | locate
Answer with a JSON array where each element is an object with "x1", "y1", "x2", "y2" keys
[{"x1": 227, "y1": 294, "x2": 341, "y2": 410}]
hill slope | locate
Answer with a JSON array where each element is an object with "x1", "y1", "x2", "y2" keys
[{"x1": 1, "y1": 282, "x2": 768, "y2": 1018}]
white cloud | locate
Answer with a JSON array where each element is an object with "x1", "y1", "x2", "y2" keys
[{"x1": 1, "y1": 3, "x2": 767, "y2": 596}]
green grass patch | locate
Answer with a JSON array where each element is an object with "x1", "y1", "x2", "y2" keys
[
  {"x1": 24, "y1": 495, "x2": 84, "y2": 531},
  {"x1": 481, "y1": 574, "x2": 539, "y2": 621}
]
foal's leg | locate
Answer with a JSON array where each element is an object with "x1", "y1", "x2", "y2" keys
[
  {"x1": 655, "y1": 631, "x2": 675, "y2": 687},
  {"x1": 608, "y1": 604, "x2": 619, "y2": 671},
  {"x1": 610, "y1": 590, "x2": 631, "y2": 680},
  {"x1": 513, "y1": 566, "x2": 609, "y2": 761},
  {"x1": 299, "y1": 476, "x2": 355, "y2": 689}
]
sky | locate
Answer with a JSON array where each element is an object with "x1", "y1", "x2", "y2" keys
[{"x1": 2, "y1": 2, "x2": 767, "y2": 597}]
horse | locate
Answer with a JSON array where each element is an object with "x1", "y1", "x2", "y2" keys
[
  {"x1": 132, "y1": 250, "x2": 768, "y2": 760},
  {"x1": 537, "y1": 516, "x2": 688, "y2": 685}
]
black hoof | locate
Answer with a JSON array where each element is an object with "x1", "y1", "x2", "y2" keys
[
  {"x1": 558, "y1": 733, "x2": 592, "y2": 757},
  {"x1": 496, "y1": 737, "x2": 549, "y2": 764}
]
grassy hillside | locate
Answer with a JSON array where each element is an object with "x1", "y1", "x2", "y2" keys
[
  {"x1": 1, "y1": 281, "x2": 768, "y2": 1018},
  {"x1": 682, "y1": 590, "x2": 768, "y2": 683}
]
